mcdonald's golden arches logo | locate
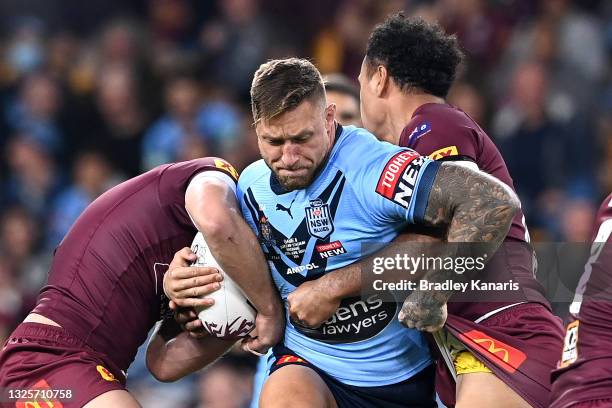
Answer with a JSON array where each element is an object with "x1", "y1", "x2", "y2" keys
[{"x1": 458, "y1": 330, "x2": 527, "y2": 373}]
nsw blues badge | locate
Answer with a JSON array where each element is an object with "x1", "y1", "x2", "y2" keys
[{"x1": 305, "y1": 199, "x2": 334, "y2": 240}]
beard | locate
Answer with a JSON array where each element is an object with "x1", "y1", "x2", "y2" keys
[
  {"x1": 261, "y1": 145, "x2": 332, "y2": 191},
  {"x1": 275, "y1": 173, "x2": 313, "y2": 190},
  {"x1": 261, "y1": 158, "x2": 316, "y2": 191}
]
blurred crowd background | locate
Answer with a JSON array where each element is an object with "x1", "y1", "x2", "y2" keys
[{"x1": 0, "y1": 0, "x2": 610, "y2": 406}]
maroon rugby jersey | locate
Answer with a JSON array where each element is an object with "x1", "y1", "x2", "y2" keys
[
  {"x1": 33, "y1": 157, "x2": 238, "y2": 373},
  {"x1": 399, "y1": 103, "x2": 549, "y2": 317},
  {"x1": 400, "y1": 103, "x2": 527, "y2": 242},
  {"x1": 550, "y1": 193, "x2": 612, "y2": 407}
]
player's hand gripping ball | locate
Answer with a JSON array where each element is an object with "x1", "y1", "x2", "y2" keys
[{"x1": 190, "y1": 232, "x2": 256, "y2": 339}]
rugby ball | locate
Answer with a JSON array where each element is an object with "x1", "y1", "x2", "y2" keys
[{"x1": 190, "y1": 232, "x2": 256, "y2": 339}]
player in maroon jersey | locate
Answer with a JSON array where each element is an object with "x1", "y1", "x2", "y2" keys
[
  {"x1": 0, "y1": 158, "x2": 282, "y2": 407},
  {"x1": 550, "y1": 193, "x2": 612, "y2": 408},
  {"x1": 357, "y1": 14, "x2": 563, "y2": 408},
  {"x1": 286, "y1": 14, "x2": 563, "y2": 408}
]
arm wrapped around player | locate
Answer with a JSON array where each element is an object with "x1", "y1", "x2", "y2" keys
[{"x1": 398, "y1": 162, "x2": 520, "y2": 331}]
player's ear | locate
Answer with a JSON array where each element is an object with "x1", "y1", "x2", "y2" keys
[
  {"x1": 325, "y1": 102, "x2": 336, "y2": 134},
  {"x1": 376, "y1": 65, "x2": 389, "y2": 97}
]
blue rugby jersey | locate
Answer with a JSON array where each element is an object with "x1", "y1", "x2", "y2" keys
[{"x1": 238, "y1": 124, "x2": 440, "y2": 386}]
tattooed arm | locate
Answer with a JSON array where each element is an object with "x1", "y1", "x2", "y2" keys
[
  {"x1": 398, "y1": 162, "x2": 520, "y2": 331},
  {"x1": 287, "y1": 162, "x2": 519, "y2": 331}
]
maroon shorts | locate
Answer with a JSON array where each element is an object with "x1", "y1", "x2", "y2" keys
[
  {"x1": 550, "y1": 297, "x2": 612, "y2": 407},
  {"x1": 550, "y1": 344, "x2": 612, "y2": 407},
  {"x1": 0, "y1": 323, "x2": 126, "y2": 408},
  {"x1": 435, "y1": 303, "x2": 564, "y2": 408}
]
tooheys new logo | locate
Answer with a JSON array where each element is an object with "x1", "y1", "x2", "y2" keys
[
  {"x1": 375, "y1": 150, "x2": 426, "y2": 208},
  {"x1": 292, "y1": 294, "x2": 396, "y2": 343}
]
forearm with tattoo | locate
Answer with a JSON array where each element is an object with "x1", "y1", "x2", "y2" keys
[
  {"x1": 297, "y1": 162, "x2": 519, "y2": 330},
  {"x1": 400, "y1": 162, "x2": 520, "y2": 328}
]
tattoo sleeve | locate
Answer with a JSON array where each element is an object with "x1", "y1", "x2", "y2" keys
[
  {"x1": 312, "y1": 161, "x2": 519, "y2": 322},
  {"x1": 410, "y1": 162, "x2": 520, "y2": 304}
]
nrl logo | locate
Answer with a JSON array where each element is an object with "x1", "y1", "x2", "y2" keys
[{"x1": 305, "y1": 199, "x2": 334, "y2": 240}]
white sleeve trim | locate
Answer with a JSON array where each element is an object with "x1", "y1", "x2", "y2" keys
[
  {"x1": 187, "y1": 170, "x2": 237, "y2": 196},
  {"x1": 451, "y1": 160, "x2": 479, "y2": 172},
  {"x1": 185, "y1": 171, "x2": 237, "y2": 229}
]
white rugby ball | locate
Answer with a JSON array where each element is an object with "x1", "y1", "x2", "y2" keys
[{"x1": 190, "y1": 232, "x2": 256, "y2": 339}]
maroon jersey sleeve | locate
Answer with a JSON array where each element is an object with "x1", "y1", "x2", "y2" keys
[
  {"x1": 158, "y1": 157, "x2": 239, "y2": 228},
  {"x1": 33, "y1": 157, "x2": 239, "y2": 373},
  {"x1": 571, "y1": 193, "x2": 612, "y2": 311},
  {"x1": 590, "y1": 194, "x2": 612, "y2": 241}
]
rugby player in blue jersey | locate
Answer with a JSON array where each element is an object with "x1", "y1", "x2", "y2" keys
[
  {"x1": 234, "y1": 58, "x2": 519, "y2": 408},
  {"x1": 161, "y1": 58, "x2": 519, "y2": 406}
]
